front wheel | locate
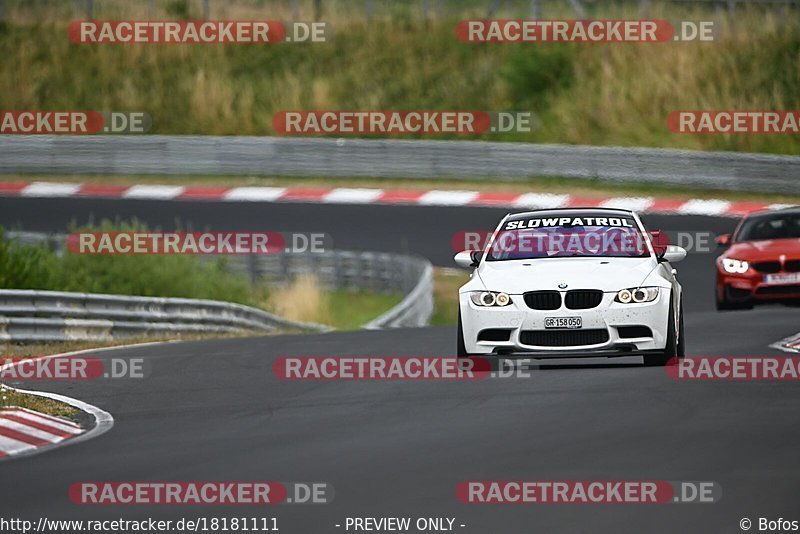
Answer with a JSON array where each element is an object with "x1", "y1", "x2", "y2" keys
[
  {"x1": 456, "y1": 311, "x2": 469, "y2": 358},
  {"x1": 715, "y1": 285, "x2": 752, "y2": 311},
  {"x1": 644, "y1": 297, "x2": 683, "y2": 367}
]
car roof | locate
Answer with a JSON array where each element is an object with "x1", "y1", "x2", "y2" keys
[
  {"x1": 745, "y1": 206, "x2": 800, "y2": 219},
  {"x1": 506, "y1": 207, "x2": 635, "y2": 221}
]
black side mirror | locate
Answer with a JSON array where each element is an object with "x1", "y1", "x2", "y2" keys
[{"x1": 469, "y1": 250, "x2": 482, "y2": 267}]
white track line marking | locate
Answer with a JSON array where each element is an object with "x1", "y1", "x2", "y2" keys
[
  {"x1": 768, "y1": 203, "x2": 796, "y2": 211},
  {"x1": 222, "y1": 187, "x2": 287, "y2": 201},
  {"x1": 418, "y1": 190, "x2": 479, "y2": 206},
  {"x1": 677, "y1": 199, "x2": 731, "y2": 215},
  {"x1": 21, "y1": 182, "x2": 82, "y2": 197},
  {"x1": 122, "y1": 185, "x2": 185, "y2": 199},
  {"x1": 600, "y1": 197, "x2": 654, "y2": 212},
  {"x1": 323, "y1": 188, "x2": 384, "y2": 204},
  {"x1": 513, "y1": 193, "x2": 569, "y2": 209}
]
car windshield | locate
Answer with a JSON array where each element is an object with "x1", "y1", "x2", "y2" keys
[
  {"x1": 736, "y1": 213, "x2": 800, "y2": 242},
  {"x1": 485, "y1": 215, "x2": 651, "y2": 261}
]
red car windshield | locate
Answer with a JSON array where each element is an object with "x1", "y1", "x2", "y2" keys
[{"x1": 736, "y1": 213, "x2": 800, "y2": 242}]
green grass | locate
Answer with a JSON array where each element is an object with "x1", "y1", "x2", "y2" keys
[
  {"x1": 0, "y1": 223, "x2": 405, "y2": 331},
  {"x1": 0, "y1": 223, "x2": 258, "y2": 304},
  {"x1": 0, "y1": 386, "x2": 80, "y2": 420},
  {"x1": 0, "y1": 5, "x2": 799, "y2": 154},
  {"x1": 431, "y1": 269, "x2": 469, "y2": 326},
  {"x1": 328, "y1": 290, "x2": 404, "y2": 330}
]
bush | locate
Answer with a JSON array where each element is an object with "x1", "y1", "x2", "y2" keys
[{"x1": 0, "y1": 223, "x2": 257, "y2": 306}]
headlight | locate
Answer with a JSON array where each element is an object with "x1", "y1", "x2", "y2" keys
[
  {"x1": 721, "y1": 258, "x2": 749, "y2": 274},
  {"x1": 615, "y1": 287, "x2": 659, "y2": 303},
  {"x1": 470, "y1": 291, "x2": 512, "y2": 307}
]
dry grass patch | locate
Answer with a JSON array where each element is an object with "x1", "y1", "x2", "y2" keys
[{"x1": 267, "y1": 273, "x2": 332, "y2": 325}]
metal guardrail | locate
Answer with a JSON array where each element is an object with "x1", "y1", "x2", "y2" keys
[
  {"x1": 2, "y1": 233, "x2": 435, "y2": 334},
  {"x1": 363, "y1": 262, "x2": 434, "y2": 329},
  {"x1": 0, "y1": 289, "x2": 330, "y2": 343},
  {"x1": 225, "y1": 252, "x2": 435, "y2": 329},
  {"x1": 1, "y1": 135, "x2": 798, "y2": 194},
  {"x1": 221, "y1": 251, "x2": 429, "y2": 295}
]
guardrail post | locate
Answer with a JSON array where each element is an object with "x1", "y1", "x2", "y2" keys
[
  {"x1": 529, "y1": 0, "x2": 541, "y2": 20},
  {"x1": 247, "y1": 254, "x2": 259, "y2": 285},
  {"x1": 638, "y1": 0, "x2": 649, "y2": 19},
  {"x1": 486, "y1": 0, "x2": 503, "y2": 18},
  {"x1": 727, "y1": 0, "x2": 735, "y2": 32},
  {"x1": 279, "y1": 252, "x2": 290, "y2": 282},
  {"x1": 381, "y1": 255, "x2": 388, "y2": 293},
  {"x1": 568, "y1": 0, "x2": 586, "y2": 19}
]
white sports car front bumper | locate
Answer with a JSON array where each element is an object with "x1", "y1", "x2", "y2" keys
[{"x1": 459, "y1": 289, "x2": 671, "y2": 357}]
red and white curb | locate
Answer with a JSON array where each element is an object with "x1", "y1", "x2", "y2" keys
[
  {"x1": 0, "y1": 181, "x2": 794, "y2": 217},
  {"x1": 0, "y1": 406, "x2": 83, "y2": 458},
  {"x1": 0, "y1": 344, "x2": 143, "y2": 461}
]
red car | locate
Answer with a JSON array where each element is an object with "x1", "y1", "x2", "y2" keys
[{"x1": 716, "y1": 207, "x2": 800, "y2": 310}]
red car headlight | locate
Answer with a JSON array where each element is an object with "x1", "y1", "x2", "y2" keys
[{"x1": 720, "y1": 258, "x2": 750, "y2": 274}]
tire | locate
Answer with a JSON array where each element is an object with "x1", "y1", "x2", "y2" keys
[
  {"x1": 644, "y1": 295, "x2": 680, "y2": 367},
  {"x1": 715, "y1": 288, "x2": 732, "y2": 311},
  {"x1": 456, "y1": 311, "x2": 469, "y2": 358},
  {"x1": 676, "y1": 301, "x2": 685, "y2": 360},
  {"x1": 715, "y1": 285, "x2": 752, "y2": 311}
]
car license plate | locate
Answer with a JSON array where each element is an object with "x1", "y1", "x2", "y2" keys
[
  {"x1": 544, "y1": 316, "x2": 582, "y2": 329},
  {"x1": 764, "y1": 273, "x2": 800, "y2": 285}
]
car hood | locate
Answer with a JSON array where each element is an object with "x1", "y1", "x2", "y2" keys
[
  {"x1": 475, "y1": 257, "x2": 660, "y2": 294},
  {"x1": 725, "y1": 238, "x2": 800, "y2": 260}
]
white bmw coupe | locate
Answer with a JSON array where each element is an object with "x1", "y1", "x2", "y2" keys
[{"x1": 455, "y1": 208, "x2": 687, "y2": 367}]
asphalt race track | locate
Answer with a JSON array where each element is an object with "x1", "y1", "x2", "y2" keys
[{"x1": 1, "y1": 197, "x2": 799, "y2": 533}]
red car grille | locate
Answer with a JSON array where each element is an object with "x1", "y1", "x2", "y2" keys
[
  {"x1": 785, "y1": 260, "x2": 800, "y2": 273},
  {"x1": 752, "y1": 261, "x2": 782, "y2": 274}
]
